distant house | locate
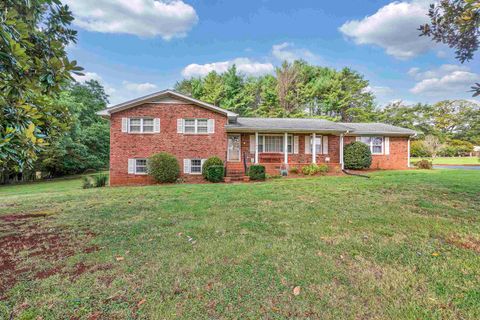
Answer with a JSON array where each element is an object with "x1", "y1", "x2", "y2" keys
[
  {"x1": 97, "y1": 90, "x2": 416, "y2": 186},
  {"x1": 474, "y1": 146, "x2": 480, "y2": 157}
]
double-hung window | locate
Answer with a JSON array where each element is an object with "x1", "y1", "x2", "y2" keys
[
  {"x1": 257, "y1": 135, "x2": 292, "y2": 153},
  {"x1": 190, "y1": 159, "x2": 202, "y2": 174},
  {"x1": 310, "y1": 137, "x2": 322, "y2": 154},
  {"x1": 129, "y1": 118, "x2": 154, "y2": 133},
  {"x1": 183, "y1": 119, "x2": 208, "y2": 134},
  {"x1": 359, "y1": 136, "x2": 384, "y2": 154}
]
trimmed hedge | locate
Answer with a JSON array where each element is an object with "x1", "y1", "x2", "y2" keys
[
  {"x1": 202, "y1": 156, "x2": 223, "y2": 178},
  {"x1": 249, "y1": 165, "x2": 266, "y2": 181},
  {"x1": 147, "y1": 152, "x2": 180, "y2": 183},
  {"x1": 206, "y1": 165, "x2": 224, "y2": 182},
  {"x1": 344, "y1": 141, "x2": 372, "y2": 170}
]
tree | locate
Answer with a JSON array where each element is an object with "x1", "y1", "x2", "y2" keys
[
  {"x1": 38, "y1": 80, "x2": 110, "y2": 176},
  {"x1": 0, "y1": 0, "x2": 82, "y2": 177},
  {"x1": 423, "y1": 135, "x2": 443, "y2": 158},
  {"x1": 419, "y1": 0, "x2": 480, "y2": 95}
]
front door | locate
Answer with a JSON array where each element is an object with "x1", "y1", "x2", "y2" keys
[{"x1": 227, "y1": 135, "x2": 241, "y2": 162}]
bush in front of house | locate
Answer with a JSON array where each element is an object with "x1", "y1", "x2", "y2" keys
[
  {"x1": 301, "y1": 163, "x2": 329, "y2": 175},
  {"x1": 202, "y1": 156, "x2": 224, "y2": 178},
  {"x1": 206, "y1": 165, "x2": 224, "y2": 183},
  {"x1": 249, "y1": 165, "x2": 266, "y2": 181},
  {"x1": 344, "y1": 141, "x2": 372, "y2": 170},
  {"x1": 147, "y1": 152, "x2": 180, "y2": 183},
  {"x1": 289, "y1": 166, "x2": 299, "y2": 174},
  {"x1": 414, "y1": 159, "x2": 433, "y2": 169}
]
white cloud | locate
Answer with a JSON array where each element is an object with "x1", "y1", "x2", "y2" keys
[
  {"x1": 272, "y1": 42, "x2": 321, "y2": 63},
  {"x1": 182, "y1": 58, "x2": 274, "y2": 77},
  {"x1": 366, "y1": 85, "x2": 393, "y2": 96},
  {"x1": 64, "y1": 0, "x2": 198, "y2": 39},
  {"x1": 409, "y1": 64, "x2": 480, "y2": 95},
  {"x1": 72, "y1": 72, "x2": 103, "y2": 83},
  {"x1": 122, "y1": 81, "x2": 158, "y2": 93},
  {"x1": 339, "y1": 1, "x2": 435, "y2": 59}
]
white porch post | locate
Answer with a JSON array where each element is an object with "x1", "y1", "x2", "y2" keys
[
  {"x1": 340, "y1": 133, "x2": 344, "y2": 170},
  {"x1": 312, "y1": 132, "x2": 316, "y2": 163},
  {"x1": 284, "y1": 132, "x2": 288, "y2": 164},
  {"x1": 407, "y1": 138, "x2": 411, "y2": 168},
  {"x1": 255, "y1": 132, "x2": 259, "y2": 164}
]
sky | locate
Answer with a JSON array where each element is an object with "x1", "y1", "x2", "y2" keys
[{"x1": 66, "y1": 0, "x2": 480, "y2": 107}]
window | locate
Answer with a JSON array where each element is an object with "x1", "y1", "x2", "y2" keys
[
  {"x1": 129, "y1": 118, "x2": 154, "y2": 133},
  {"x1": 309, "y1": 136, "x2": 322, "y2": 154},
  {"x1": 135, "y1": 159, "x2": 147, "y2": 174},
  {"x1": 359, "y1": 136, "x2": 383, "y2": 154},
  {"x1": 257, "y1": 135, "x2": 293, "y2": 153},
  {"x1": 190, "y1": 159, "x2": 202, "y2": 174},
  {"x1": 183, "y1": 119, "x2": 209, "y2": 134}
]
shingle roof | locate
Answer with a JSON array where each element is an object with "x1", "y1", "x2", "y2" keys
[
  {"x1": 226, "y1": 118, "x2": 416, "y2": 136},
  {"x1": 340, "y1": 123, "x2": 417, "y2": 135},
  {"x1": 226, "y1": 117, "x2": 350, "y2": 132}
]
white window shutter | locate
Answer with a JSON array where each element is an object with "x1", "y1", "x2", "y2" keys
[
  {"x1": 183, "y1": 159, "x2": 190, "y2": 174},
  {"x1": 154, "y1": 118, "x2": 160, "y2": 133},
  {"x1": 249, "y1": 135, "x2": 255, "y2": 153},
  {"x1": 385, "y1": 137, "x2": 390, "y2": 155},
  {"x1": 322, "y1": 136, "x2": 329, "y2": 154},
  {"x1": 201, "y1": 159, "x2": 206, "y2": 171},
  {"x1": 207, "y1": 119, "x2": 215, "y2": 133},
  {"x1": 177, "y1": 119, "x2": 183, "y2": 133},
  {"x1": 122, "y1": 118, "x2": 128, "y2": 133},
  {"x1": 128, "y1": 159, "x2": 135, "y2": 174},
  {"x1": 305, "y1": 136, "x2": 311, "y2": 154},
  {"x1": 294, "y1": 136, "x2": 299, "y2": 154}
]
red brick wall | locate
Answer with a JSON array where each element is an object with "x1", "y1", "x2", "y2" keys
[
  {"x1": 109, "y1": 103, "x2": 228, "y2": 186},
  {"x1": 343, "y1": 136, "x2": 409, "y2": 169}
]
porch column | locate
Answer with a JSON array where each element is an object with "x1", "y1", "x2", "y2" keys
[
  {"x1": 312, "y1": 132, "x2": 316, "y2": 163},
  {"x1": 340, "y1": 133, "x2": 344, "y2": 170},
  {"x1": 255, "y1": 132, "x2": 259, "y2": 164},
  {"x1": 284, "y1": 132, "x2": 288, "y2": 164},
  {"x1": 407, "y1": 138, "x2": 411, "y2": 168}
]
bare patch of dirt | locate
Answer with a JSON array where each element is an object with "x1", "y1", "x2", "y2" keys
[
  {"x1": 447, "y1": 235, "x2": 480, "y2": 253},
  {"x1": 0, "y1": 213, "x2": 103, "y2": 299}
]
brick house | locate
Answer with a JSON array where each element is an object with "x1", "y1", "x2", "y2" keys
[{"x1": 97, "y1": 90, "x2": 416, "y2": 186}]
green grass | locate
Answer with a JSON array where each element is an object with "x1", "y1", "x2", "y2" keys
[
  {"x1": 1, "y1": 170, "x2": 480, "y2": 319},
  {"x1": 411, "y1": 156, "x2": 480, "y2": 165}
]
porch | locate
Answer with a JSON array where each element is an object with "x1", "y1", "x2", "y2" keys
[{"x1": 226, "y1": 132, "x2": 344, "y2": 176}]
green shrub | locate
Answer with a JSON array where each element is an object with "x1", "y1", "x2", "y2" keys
[
  {"x1": 415, "y1": 159, "x2": 433, "y2": 169},
  {"x1": 344, "y1": 141, "x2": 372, "y2": 170},
  {"x1": 289, "y1": 166, "x2": 299, "y2": 174},
  {"x1": 93, "y1": 173, "x2": 108, "y2": 187},
  {"x1": 147, "y1": 152, "x2": 180, "y2": 183},
  {"x1": 206, "y1": 165, "x2": 224, "y2": 183},
  {"x1": 202, "y1": 156, "x2": 224, "y2": 178},
  {"x1": 82, "y1": 173, "x2": 109, "y2": 188},
  {"x1": 249, "y1": 165, "x2": 266, "y2": 181},
  {"x1": 301, "y1": 163, "x2": 328, "y2": 175},
  {"x1": 410, "y1": 140, "x2": 431, "y2": 157},
  {"x1": 82, "y1": 176, "x2": 94, "y2": 189}
]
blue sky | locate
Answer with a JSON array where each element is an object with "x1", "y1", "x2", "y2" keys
[{"x1": 66, "y1": 0, "x2": 480, "y2": 106}]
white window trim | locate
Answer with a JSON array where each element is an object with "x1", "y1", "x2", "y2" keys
[
  {"x1": 257, "y1": 134, "x2": 294, "y2": 154},
  {"x1": 358, "y1": 136, "x2": 384, "y2": 155},
  {"x1": 185, "y1": 158, "x2": 206, "y2": 175},
  {"x1": 134, "y1": 158, "x2": 148, "y2": 175},
  {"x1": 128, "y1": 118, "x2": 156, "y2": 134},
  {"x1": 182, "y1": 119, "x2": 209, "y2": 135}
]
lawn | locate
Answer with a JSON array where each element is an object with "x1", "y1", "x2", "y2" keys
[
  {"x1": 1, "y1": 170, "x2": 479, "y2": 319},
  {"x1": 411, "y1": 156, "x2": 480, "y2": 165}
]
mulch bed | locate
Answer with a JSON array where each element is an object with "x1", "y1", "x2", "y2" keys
[{"x1": 0, "y1": 213, "x2": 106, "y2": 299}]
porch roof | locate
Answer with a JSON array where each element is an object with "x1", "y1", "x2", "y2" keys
[{"x1": 226, "y1": 117, "x2": 349, "y2": 133}]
